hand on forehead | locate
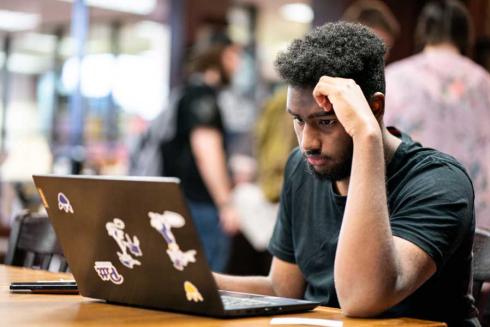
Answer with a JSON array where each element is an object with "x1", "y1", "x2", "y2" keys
[{"x1": 287, "y1": 86, "x2": 334, "y2": 115}]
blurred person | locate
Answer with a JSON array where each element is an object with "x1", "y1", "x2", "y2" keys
[
  {"x1": 224, "y1": 86, "x2": 296, "y2": 276},
  {"x1": 214, "y1": 21, "x2": 478, "y2": 326},
  {"x1": 384, "y1": 0, "x2": 490, "y2": 230},
  {"x1": 255, "y1": 86, "x2": 297, "y2": 204},
  {"x1": 162, "y1": 37, "x2": 242, "y2": 272},
  {"x1": 385, "y1": 2, "x2": 490, "y2": 322},
  {"x1": 342, "y1": 0, "x2": 400, "y2": 60}
]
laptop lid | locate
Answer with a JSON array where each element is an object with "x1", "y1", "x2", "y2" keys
[{"x1": 32, "y1": 174, "x2": 318, "y2": 317}]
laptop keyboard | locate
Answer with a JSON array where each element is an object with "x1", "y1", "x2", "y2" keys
[{"x1": 221, "y1": 295, "x2": 273, "y2": 308}]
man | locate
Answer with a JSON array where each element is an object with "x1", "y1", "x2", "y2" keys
[{"x1": 214, "y1": 22, "x2": 478, "y2": 326}]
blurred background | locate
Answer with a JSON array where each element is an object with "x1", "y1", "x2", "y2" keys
[{"x1": 0, "y1": 0, "x2": 489, "y2": 267}]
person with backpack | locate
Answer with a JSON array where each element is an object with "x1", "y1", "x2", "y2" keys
[{"x1": 152, "y1": 37, "x2": 242, "y2": 273}]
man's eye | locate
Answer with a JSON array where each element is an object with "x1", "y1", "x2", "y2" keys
[
  {"x1": 318, "y1": 119, "x2": 335, "y2": 126},
  {"x1": 293, "y1": 117, "x2": 305, "y2": 125}
]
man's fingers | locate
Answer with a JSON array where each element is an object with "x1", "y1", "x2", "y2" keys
[
  {"x1": 313, "y1": 83, "x2": 334, "y2": 112},
  {"x1": 313, "y1": 76, "x2": 359, "y2": 112}
]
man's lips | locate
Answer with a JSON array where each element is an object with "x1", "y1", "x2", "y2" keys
[{"x1": 306, "y1": 156, "x2": 328, "y2": 166}]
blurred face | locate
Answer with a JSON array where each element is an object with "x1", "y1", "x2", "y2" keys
[
  {"x1": 287, "y1": 86, "x2": 353, "y2": 181},
  {"x1": 221, "y1": 45, "x2": 241, "y2": 79}
]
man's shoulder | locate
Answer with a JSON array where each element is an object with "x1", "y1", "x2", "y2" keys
[
  {"x1": 394, "y1": 139, "x2": 473, "y2": 194},
  {"x1": 282, "y1": 148, "x2": 311, "y2": 191},
  {"x1": 285, "y1": 148, "x2": 305, "y2": 174}
]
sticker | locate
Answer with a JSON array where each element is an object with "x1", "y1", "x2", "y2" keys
[
  {"x1": 149, "y1": 211, "x2": 197, "y2": 271},
  {"x1": 184, "y1": 281, "x2": 203, "y2": 302},
  {"x1": 57, "y1": 192, "x2": 74, "y2": 213},
  {"x1": 37, "y1": 188, "x2": 49, "y2": 208},
  {"x1": 106, "y1": 218, "x2": 143, "y2": 269},
  {"x1": 94, "y1": 261, "x2": 124, "y2": 284}
]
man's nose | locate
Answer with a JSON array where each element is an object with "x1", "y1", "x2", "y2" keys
[{"x1": 301, "y1": 123, "x2": 320, "y2": 152}]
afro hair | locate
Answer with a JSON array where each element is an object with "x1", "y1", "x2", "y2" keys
[{"x1": 275, "y1": 21, "x2": 386, "y2": 99}]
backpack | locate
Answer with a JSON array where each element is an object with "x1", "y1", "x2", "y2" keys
[{"x1": 128, "y1": 88, "x2": 182, "y2": 176}]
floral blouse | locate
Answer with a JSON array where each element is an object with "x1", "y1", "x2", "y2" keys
[{"x1": 385, "y1": 49, "x2": 490, "y2": 229}]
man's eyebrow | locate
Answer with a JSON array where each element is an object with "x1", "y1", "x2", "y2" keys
[{"x1": 287, "y1": 108, "x2": 335, "y2": 119}]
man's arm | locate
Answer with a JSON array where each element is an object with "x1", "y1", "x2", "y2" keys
[
  {"x1": 213, "y1": 257, "x2": 306, "y2": 299},
  {"x1": 313, "y1": 76, "x2": 436, "y2": 316},
  {"x1": 190, "y1": 126, "x2": 240, "y2": 234},
  {"x1": 335, "y1": 131, "x2": 436, "y2": 316}
]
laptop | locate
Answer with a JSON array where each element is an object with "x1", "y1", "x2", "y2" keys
[{"x1": 32, "y1": 174, "x2": 319, "y2": 317}]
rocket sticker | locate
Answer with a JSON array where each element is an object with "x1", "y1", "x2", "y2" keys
[
  {"x1": 57, "y1": 192, "x2": 74, "y2": 213},
  {"x1": 184, "y1": 281, "x2": 204, "y2": 302}
]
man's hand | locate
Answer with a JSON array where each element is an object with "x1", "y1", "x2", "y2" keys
[
  {"x1": 213, "y1": 257, "x2": 305, "y2": 298},
  {"x1": 312, "y1": 76, "x2": 380, "y2": 138},
  {"x1": 219, "y1": 204, "x2": 240, "y2": 235}
]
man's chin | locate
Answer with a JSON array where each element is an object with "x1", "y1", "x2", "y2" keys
[
  {"x1": 307, "y1": 163, "x2": 333, "y2": 181},
  {"x1": 307, "y1": 163, "x2": 350, "y2": 182}
]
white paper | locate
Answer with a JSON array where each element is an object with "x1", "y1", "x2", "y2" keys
[
  {"x1": 270, "y1": 317, "x2": 343, "y2": 327},
  {"x1": 232, "y1": 183, "x2": 278, "y2": 250}
]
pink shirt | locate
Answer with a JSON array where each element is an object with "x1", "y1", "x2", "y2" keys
[{"x1": 385, "y1": 49, "x2": 490, "y2": 229}]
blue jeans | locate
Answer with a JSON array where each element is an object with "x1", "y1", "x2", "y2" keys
[{"x1": 187, "y1": 201, "x2": 230, "y2": 272}]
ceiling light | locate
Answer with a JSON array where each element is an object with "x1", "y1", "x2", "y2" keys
[
  {"x1": 0, "y1": 10, "x2": 40, "y2": 32},
  {"x1": 57, "y1": 0, "x2": 156, "y2": 15},
  {"x1": 280, "y1": 3, "x2": 313, "y2": 24}
]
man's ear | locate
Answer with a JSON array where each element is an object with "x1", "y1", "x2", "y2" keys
[{"x1": 369, "y1": 92, "x2": 385, "y2": 119}]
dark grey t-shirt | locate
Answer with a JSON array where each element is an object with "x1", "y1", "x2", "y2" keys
[
  {"x1": 164, "y1": 81, "x2": 225, "y2": 203},
  {"x1": 268, "y1": 132, "x2": 477, "y2": 326}
]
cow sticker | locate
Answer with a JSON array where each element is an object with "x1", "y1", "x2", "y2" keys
[
  {"x1": 184, "y1": 281, "x2": 203, "y2": 302},
  {"x1": 106, "y1": 218, "x2": 143, "y2": 269},
  {"x1": 149, "y1": 211, "x2": 196, "y2": 271},
  {"x1": 57, "y1": 192, "x2": 73, "y2": 213},
  {"x1": 94, "y1": 261, "x2": 124, "y2": 284}
]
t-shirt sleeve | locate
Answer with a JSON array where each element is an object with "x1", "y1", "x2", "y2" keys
[
  {"x1": 390, "y1": 161, "x2": 474, "y2": 270},
  {"x1": 184, "y1": 90, "x2": 221, "y2": 130},
  {"x1": 267, "y1": 150, "x2": 301, "y2": 264}
]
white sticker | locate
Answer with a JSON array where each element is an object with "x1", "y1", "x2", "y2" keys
[
  {"x1": 149, "y1": 211, "x2": 196, "y2": 271},
  {"x1": 184, "y1": 281, "x2": 204, "y2": 302},
  {"x1": 94, "y1": 261, "x2": 124, "y2": 285},
  {"x1": 57, "y1": 192, "x2": 74, "y2": 213},
  {"x1": 106, "y1": 218, "x2": 143, "y2": 269}
]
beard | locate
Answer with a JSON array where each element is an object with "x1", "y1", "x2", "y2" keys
[{"x1": 303, "y1": 144, "x2": 353, "y2": 182}]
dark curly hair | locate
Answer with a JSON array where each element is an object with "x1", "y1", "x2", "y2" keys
[{"x1": 275, "y1": 21, "x2": 386, "y2": 99}]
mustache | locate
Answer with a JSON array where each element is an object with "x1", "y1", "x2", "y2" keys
[{"x1": 304, "y1": 149, "x2": 326, "y2": 158}]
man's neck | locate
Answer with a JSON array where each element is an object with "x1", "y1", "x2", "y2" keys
[{"x1": 334, "y1": 128, "x2": 401, "y2": 196}]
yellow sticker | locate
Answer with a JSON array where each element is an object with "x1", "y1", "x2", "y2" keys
[
  {"x1": 37, "y1": 188, "x2": 49, "y2": 208},
  {"x1": 184, "y1": 281, "x2": 203, "y2": 302}
]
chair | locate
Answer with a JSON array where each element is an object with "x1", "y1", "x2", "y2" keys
[
  {"x1": 4, "y1": 210, "x2": 68, "y2": 272},
  {"x1": 472, "y1": 228, "x2": 490, "y2": 323}
]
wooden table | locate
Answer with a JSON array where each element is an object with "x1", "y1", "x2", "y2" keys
[{"x1": 0, "y1": 265, "x2": 445, "y2": 326}]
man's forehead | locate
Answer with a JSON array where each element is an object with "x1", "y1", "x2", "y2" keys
[
  {"x1": 286, "y1": 86, "x2": 316, "y2": 107},
  {"x1": 286, "y1": 85, "x2": 334, "y2": 117}
]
